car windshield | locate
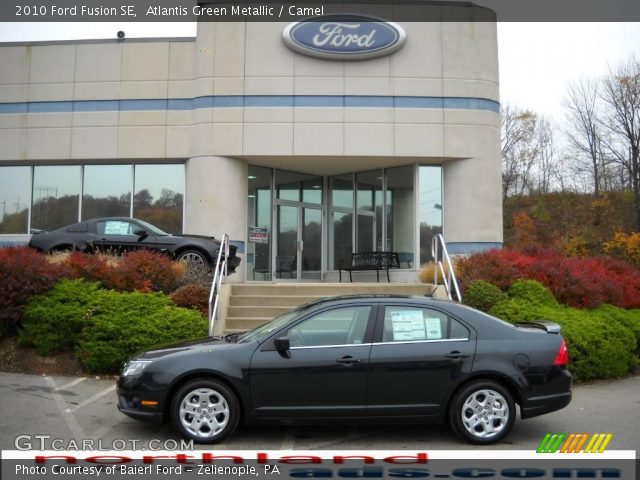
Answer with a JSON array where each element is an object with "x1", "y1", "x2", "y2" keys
[
  {"x1": 236, "y1": 310, "x2": 300, "y2": 344},
  {"x1": 135, "y1": 219, "x2": 169, "y2": 236}
]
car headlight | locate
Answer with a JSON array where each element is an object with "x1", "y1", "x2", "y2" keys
[{"x1": 122, "y1": 360, "x2": 152, "y2": 376}]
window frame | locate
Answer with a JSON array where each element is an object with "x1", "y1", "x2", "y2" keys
[
  {"x1": 261, "y1": 304, "x2": 378, "y2": 351},
  {"x1": 372, "y1": 302, "x2": 475, "y2": 345}
]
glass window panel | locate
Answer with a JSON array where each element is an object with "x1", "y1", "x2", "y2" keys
[
  {"x1": 133, "y1": 164, "x2": 184, "y2": 234},
  {"x1": 330, "y1": 174, "x2": 353, "y2": 209},
  {"x1": 330, "y1": 211, "x2": 352, "y2": 270},
  {"x1": 302, "y1": 177, "x2": 322, "y2": 204},
  {"x1": 356, "y1": 170, "x2": 382, "y2": 212},
  {"x1": 275, "y1": 170, "x2": 322, "y2": 204},
  {"x1": 357, "y1": 214, "x2": 375, "y2": 252},
  {"x1": 382, "y1": 306, "x2": 469, "y2": 343},
  {"x1": 288, "y1": 306, "x2": 371, "y2": 347},
  {"x1": 31, "y1": 166, "x2": 81, "y2": 231},
  {"x1": 0, "y1": 166, "x2": 30, "y2": 234},
  {"x1": 82, "y1": 165, "x2": 132, "y2": 220},
  {"x1": 356, "y1": 170, "x2": 383, "y2": 251},
  {"x1": 247, "y1": 166, "x2": 272, "y2": 280},
  {"x1": 275, "y1": 170, "x2": 301, "y2": 202},
  {"x1": 419, "y1": 166, "x2": 443, "y2": 265},
  {"x1": 386, "y1": 165, "x2": 414, "y2": 268}
]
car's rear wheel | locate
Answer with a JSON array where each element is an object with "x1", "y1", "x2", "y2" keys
[
  {"x1": 177, "y1": 249, "x2": 210, "y2": 280},
  {"x1": 171, "y1": 378, "x2": 239, "y2": 444},
  {"x1": 449, "y1": 380, "x2": 515, "y2": 444}
]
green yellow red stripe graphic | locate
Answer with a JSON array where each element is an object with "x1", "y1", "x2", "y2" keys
[{"x1": 537, "y1": 433, "x2": 613, "y2": 453}]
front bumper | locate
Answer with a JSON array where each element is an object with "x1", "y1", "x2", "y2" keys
[{"x1": 116, "y1": 376, "x2": 165, "y2": 425}]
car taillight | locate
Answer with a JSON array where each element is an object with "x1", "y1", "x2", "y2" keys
[{"x1": 553, "y1": 338, "x2": 568, "y2": 366}]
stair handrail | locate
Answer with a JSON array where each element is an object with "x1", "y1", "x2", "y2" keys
[
  {"x1": 431, "y1": 233, "x2": 462, "y2": 302},
  {"x1": 208, "y1": 233, "x2": 229, "y2": 336}
]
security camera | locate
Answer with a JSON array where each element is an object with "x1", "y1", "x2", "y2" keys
[{"x1": 117, "y1": 31, "x2": 125, "y2": 40}]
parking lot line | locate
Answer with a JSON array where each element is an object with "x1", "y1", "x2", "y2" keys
[
  {"x1": 43, "y1": 376, "x2": 87, "y2": 440},
  {"x1": 66, "y1": 385, "x2": 116, "y2": 413},
  {"x1": 57, "y1": 377, "x2": 86, "y2": 391}
]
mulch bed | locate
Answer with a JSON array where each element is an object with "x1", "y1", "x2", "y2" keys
[{"x1": 0, "y1": 335, "x2": 84, "y2": 377}]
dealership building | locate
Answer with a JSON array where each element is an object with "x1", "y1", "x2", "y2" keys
[{"x1": 0, "y1": 4, "x2": 501, "y2": 283}]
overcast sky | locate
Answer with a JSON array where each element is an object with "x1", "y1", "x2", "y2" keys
[{"x1": 0, "y1": 22, "x2": 639, "y2": 125}]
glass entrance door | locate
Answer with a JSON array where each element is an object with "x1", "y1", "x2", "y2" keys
[{"x1": 275, "y1": 204, "x2": 323, "y2": 281}]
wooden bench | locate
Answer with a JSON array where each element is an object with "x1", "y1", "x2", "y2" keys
[{"x1": 338, "y1": 251, "x2": 401, "y2": 283}]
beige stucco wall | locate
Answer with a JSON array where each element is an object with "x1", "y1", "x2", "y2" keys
[{"x1": 0, "y1": 13, "x2": 502, "y2": 248}]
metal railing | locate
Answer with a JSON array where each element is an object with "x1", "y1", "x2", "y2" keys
[
  {"x1": 431, "y1": 233, "x2": 462, "y2": 302},
  {"x1": 208, "y1": 233, "x2": 229, "y2": 337}
]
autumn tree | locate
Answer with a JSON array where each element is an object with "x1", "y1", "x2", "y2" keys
[
  {"x1": 601, "y1": 57, "x2": 640, "y2": 230},
  {"x1": 564, "y1": 78, "x2": 609, "y2": 195}
]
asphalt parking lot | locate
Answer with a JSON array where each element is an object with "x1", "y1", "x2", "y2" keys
[{"x1": 0, "y1": 372, "x2": 639, "y2": 451}]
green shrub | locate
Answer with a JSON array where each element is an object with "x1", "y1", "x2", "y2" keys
[
  {"x1": 488, "y1": 280, "x2": 640, "y2": 382},
  {"x1": 20, "y1": 279, "x2": 207, "y2": 373},
  {"x1": 19, "y1": 280, "x2": 103, "y2": 354},
  {"x1": 507, "y1": 280, "x2": 558, "y2": 307},
  {"x1": 464, "y1": 280, "x2": 506, "y2": 312},
  {"x1": 77, "y1": 302, "x2": 206, "y2": 373}
]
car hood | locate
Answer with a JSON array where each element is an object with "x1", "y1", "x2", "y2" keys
[
  {"x1": 135, "y1": 336, "x2": 237, "y2": 360},
  {"x1": 180, "y1": 234, "x2": 219, "y2": 243}
]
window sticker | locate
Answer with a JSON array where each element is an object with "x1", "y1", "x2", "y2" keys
[
  {"x1": 390, "y1": 310, "x2": 426, "y2": 341},
  {"x1": 104, "y1": 221, "x2": 130, "y2": 235},
  {"x1": 425, "y1": 318, "x2": 443, "y2": 339}
]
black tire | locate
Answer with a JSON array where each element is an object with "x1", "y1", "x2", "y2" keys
[
  {"x1": 449, "y1": 380, "x2": 515, "y2": 445},
  {"x1": 176, "y1": 249, "x2": 211, "y2": 280},
  {"x1": 49, "y1": 244, "x2": 76, "y2": 254},
  {"x1": 171, "y1": 378, "x2": 240, "y2": 444}
]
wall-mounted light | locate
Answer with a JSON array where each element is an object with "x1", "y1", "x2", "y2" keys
[{"x1": 248, "y1": 175, "x2": 257, "y2": 180}]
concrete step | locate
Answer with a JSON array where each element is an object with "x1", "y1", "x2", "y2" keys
[
  {"x1": 230, "y1": 283, "x2": 434, "y2": 297},
  {"x1": 229, "y1": 295, "x2": 324, "y2": 307},
  {"x1": 227, "y1": 305, "x2": 291, "y2": 318},
  {"x1": 225, "y1": 317, "x2": 274, "y2": 331}
]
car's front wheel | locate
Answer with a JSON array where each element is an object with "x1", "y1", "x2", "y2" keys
[
  {"x1": 176, "y1": 249, "x2": 210, "y2": 280},
  {"x1": 449, "y1": 380, "x2": 515, "y2": 444},
  {"x1": 171, "y1": 378, "x2": 239, "y2": 444}
]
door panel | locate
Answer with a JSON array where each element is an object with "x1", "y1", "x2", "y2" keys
[
  {"x1": 367, "y1": 305, "x2": 475, "y2": 416},
  {"x1": 250, "y1": 305, "x2": 373, "y2": 417},
  {"x1": 275, "y1": 205, "x2": 298, "y2": 280},
  {"x1": 94, "y1": 219, "x2": 156, "y2": 253},
  {"x1": 301, "y1": 207, "x2": 322, "y2": 280}
]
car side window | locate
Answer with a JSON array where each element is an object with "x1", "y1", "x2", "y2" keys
[
  {"x1": 287, "y1": 306, "x2": 372, "y2": 348},
  {"x1": 382, "y1": 306, "x2": 469, "y2": 343},
  {"x1": 97, "y1": 220, "x2": 137, "y2": 235}
]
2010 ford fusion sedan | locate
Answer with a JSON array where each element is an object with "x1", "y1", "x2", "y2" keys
[{"x1": 116, "y1": 296, "x2": 571, "y2": 445}]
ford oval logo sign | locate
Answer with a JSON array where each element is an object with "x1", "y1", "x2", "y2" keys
[{"x1": 282, "y1": 15, "x2": 406, "y2": 60}]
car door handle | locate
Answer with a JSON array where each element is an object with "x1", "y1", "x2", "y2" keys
[
  {"x1": 444, "y1": 351, "x2": 470, "y2": 359},
  {"x1": 336, "y1": 356, "x2": 362, "y2": 365}
]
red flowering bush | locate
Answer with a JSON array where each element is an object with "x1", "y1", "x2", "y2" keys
[
  {"x1": 0, "y1": 247, "x2": 67, "y2": 336},
  {"x1": 457, "y1": 248, "x2": 640, "y2": 309},
  {"x1": 170, "y1": 283, "x2": 210, "y2": 316},
  {"x1": 104, "y1": 250, "x2": 185, "y2": 293},
  {"x1": 62, "y1": 252, "x2": 113, "y2": 284}
]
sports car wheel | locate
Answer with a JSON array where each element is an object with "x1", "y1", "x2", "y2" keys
[
  {"x1": 171, "y1": 379, "x2": 239, "y2": 444},
  {"x1": 450, "y1": 380, "x2": 515, "y2": 444},
  {"x1": 177, "y1": 249, "x2": 210, "y2": 280}
]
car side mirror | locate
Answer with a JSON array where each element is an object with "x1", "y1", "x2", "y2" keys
[
  {"x1": 274, "y1": 337, "x2": 290, "y2": 357},
  {"x1": 133, "y1": 229, "x2": 148, "y2": 238}
]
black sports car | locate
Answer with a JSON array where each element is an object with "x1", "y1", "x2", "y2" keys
[
  {"x1": 117, "y1": 295, "x2": 572, "y2": 445},
  {"x1": 28, "y1": 217, "x2": 240, "y2": 277}
]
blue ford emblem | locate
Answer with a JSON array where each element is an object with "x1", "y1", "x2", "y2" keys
[{"x1": 282, "y1": 15, "x2": 406, "y2": 60}]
